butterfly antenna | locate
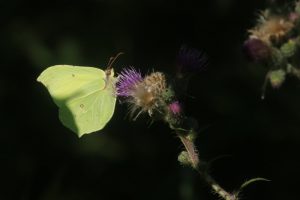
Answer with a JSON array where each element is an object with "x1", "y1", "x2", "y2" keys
[
  {"x1": 104, "y1": 52, "x2": 124, "y2": 90},
  {"x1": 107, "y1": 52, "x2": 124, "y2": 70}
]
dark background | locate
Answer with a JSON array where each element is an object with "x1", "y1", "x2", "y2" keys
[{"x1": 1, "y1": 0, "x2": 299, "y2": 199}]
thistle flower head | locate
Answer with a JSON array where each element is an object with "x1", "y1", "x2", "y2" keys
[
  {"x1": 176, "y1": 45, "x2": 207, "y2": 74},
  {"x1": 117, "y1": 68, "x2": 168, "y2": 119},
  {"x1": 248, "y1": 14, "x2": 294, "y2": 44}
]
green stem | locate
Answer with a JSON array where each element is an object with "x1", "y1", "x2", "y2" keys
[{"x1": 177, "y1": 133, "x2": 238, "y2": 200}]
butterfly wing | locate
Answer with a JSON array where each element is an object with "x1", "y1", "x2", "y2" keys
[{"x1": 37, "y1": 65, "x2": 116, "y2": 137}]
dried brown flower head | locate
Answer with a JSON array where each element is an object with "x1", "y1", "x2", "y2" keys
[{"x1": 249, "y1": 14, "x2": 294, "y2": 44}]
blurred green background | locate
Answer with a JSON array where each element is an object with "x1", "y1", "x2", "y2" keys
[{"x1": 1, "y1": 0, "x2": 299, "y2": 199}]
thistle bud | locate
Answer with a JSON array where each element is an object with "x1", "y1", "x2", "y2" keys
[
  {"x1": 280, "y1": 39, "x2": 297, "y2": 58},
  {"x1": 243, "y1": 38, "x2": 271, "y2": 62},
  {"x1": 186, "y1": 130, "x2": 197, "y2": 142},
  {"x1": 178, "y1": 151, "x2": 190, "y2": 166},
  {"x1": 269, "y1": 69, "x2": 286, "y2": 88},
  {"x1": 168, "y1": 101, "x2": 182, "y2": 115}
]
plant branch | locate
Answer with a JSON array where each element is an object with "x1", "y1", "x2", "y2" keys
[{"x1": 177, "y1": 132, "x2": 238, "y2": 200}]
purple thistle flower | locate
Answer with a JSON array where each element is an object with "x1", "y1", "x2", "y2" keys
[
  {"x1": 169, "y1": 101, "x2": 182, "y2": 115},
  {"x1": 176, "y1": 45, "x2": 208, "y2": 73},
  {"x1": 116, "y1": 67, "x2": 143, "y2": 97}
]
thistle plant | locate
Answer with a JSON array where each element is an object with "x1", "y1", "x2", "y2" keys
[
  {"x1": 244, "y1": 0, "x2": 300, "y2": 98},
  {"x1": 37, "y1": 47, "x2": 267, "y2": 200},
  {"x1": 115, "y1": 46, "x2": 266, "y2": 200}
]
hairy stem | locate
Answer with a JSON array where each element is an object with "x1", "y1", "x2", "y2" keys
[
  {"x1": 178, "y1": 132, "x2": 199, "y2": 168},
  {"x1": 177, "y1": 133, "x2": 238, "y2": 200}
]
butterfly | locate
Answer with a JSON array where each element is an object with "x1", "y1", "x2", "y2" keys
[{"x1": 37, "y1": 53, "x2": 123, "y2": 137}]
